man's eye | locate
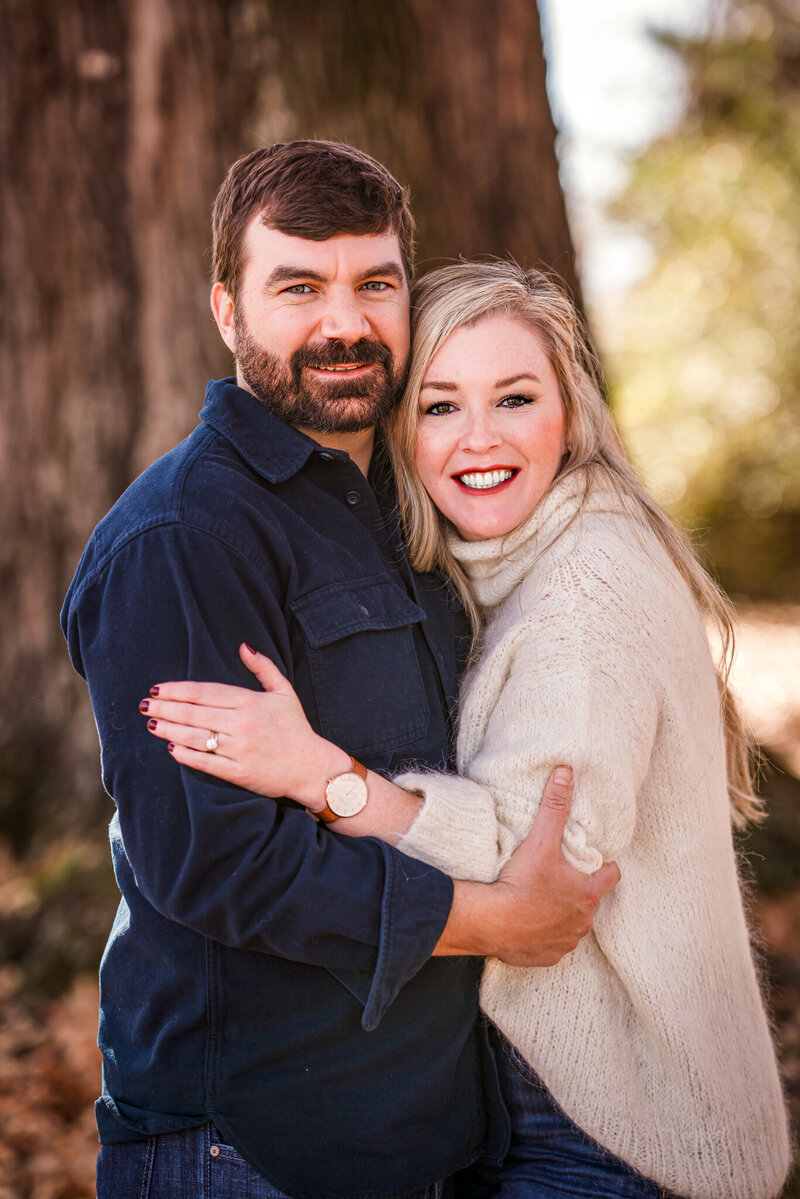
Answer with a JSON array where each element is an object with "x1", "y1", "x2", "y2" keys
[
  {"x1": 282, "y1": 284, "x2": 312, "y2": 294},
  {"x1": 423, "y1": 402, "x2": 455, "y2": 416},
  {"x1": 361, "y1": 280, "x2": 390, "y2": 291},
  {"x1": 500, "y1": 394, "x2": 533, "y2": 408}
]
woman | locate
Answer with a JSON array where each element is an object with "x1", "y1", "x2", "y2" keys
[{"x1": 141, "y1": 263, "x2": 790, "y2": 1199}]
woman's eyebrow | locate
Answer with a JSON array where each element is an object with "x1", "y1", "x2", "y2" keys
[
  {"x1": 495, "y1": 373, "x2": 541, "y2": 387},
  {"x1": 420, "y1": 372, "x2": 542, "y2": 393},
  {"x1": 420, "y1": 380, "x2": 458, "y2": 392}
]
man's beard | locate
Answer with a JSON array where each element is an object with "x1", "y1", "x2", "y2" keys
[{"x1": 234, "y1": 313, "x2": 407, "y2": 434}]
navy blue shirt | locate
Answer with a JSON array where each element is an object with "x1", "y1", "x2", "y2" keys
[{"x1": 62, "y1": 379, "x2": 504, "y2": 1197}]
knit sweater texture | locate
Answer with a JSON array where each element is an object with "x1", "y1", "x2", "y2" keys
[{"x1": 396, "y1": 469, "x2": 790, "y2": 1199}]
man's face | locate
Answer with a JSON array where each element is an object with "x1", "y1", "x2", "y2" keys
[{"x1": 214, "y1": 222, "x2": 411, "y2": 434}]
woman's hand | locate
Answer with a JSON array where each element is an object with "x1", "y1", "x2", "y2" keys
[{"x1": 140, "y1": 643, "x2": 349, "y2": 808}]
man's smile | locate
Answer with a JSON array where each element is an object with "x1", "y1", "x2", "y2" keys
[{"x1": 308, "y1": 362, "x2": 376, "y2": 375}]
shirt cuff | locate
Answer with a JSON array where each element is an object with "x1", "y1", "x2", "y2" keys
[{"x1": 360, "y1": 840, "x2": 454, "y2": 1032}]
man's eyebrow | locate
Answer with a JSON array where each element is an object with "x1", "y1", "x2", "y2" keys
[
  {"x1": 264, "y1": 261, "x2": 406, "y2": 289},
  {"x1": 420, "y1": 373, "x2": 542, "y2": 393},
  {"x1": 362, "y1": 261, "x2": 405, "y2": 284},
  {"x1": 264, "y1": 265, "x2": 326, "y2": 288}
]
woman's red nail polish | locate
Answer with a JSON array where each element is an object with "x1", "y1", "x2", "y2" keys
[
  {"x1": 139, "y1": 699, "x2": 149, "y2": 713},
  {"x1": 168, "y1": 743, "x2": 175, "y2": 752},
  {"x1": 243, "y1": 643, "x2": 256, "y2": 654},
  {"x1": 150, "y1": 686, "x2": 160, "y2": 697},
  {"x1": 147, "y1": 719, "x2": 157, "y2": 731}
]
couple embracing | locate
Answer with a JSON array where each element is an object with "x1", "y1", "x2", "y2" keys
[{"x1": 63, "y1": 141, "x2": 790, "y2": 1199}]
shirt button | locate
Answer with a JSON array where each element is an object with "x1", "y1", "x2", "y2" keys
[
  {"x1": 209, "y1": 1145, "x2": 221, "y2": 1158},
  {"x1": 318, "y1": 451, "x2": 334, "y2": 462},
  {"x1": 345, "y1": 490, "x2": 362, "y2": 505}
]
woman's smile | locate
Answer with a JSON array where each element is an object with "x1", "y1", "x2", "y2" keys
[
  {"x1": 455, "y1": 468, "x2": 518, "y2": 491},
  {"x1": 414, "y1": 314, "x2": 567, "y2": 542}
]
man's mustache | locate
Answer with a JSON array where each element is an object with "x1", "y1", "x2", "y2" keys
[{"x1": 292, "y1": 338, "x2": 393, "y2": 374}]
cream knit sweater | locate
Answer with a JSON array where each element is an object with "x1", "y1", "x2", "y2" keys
[{"x1": 396, "y1": 470, "x2": 790, "y2": 1199}]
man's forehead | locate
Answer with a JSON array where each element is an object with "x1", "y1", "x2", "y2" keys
[{"x1": 242, "y1": 219, "x2": 405, "y2": 278}]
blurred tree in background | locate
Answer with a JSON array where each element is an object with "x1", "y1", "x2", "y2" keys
[
  {"x1": 0, "y1": 0, "x2": 575, "y2": 858},
  {"x1": 2, "y1": 2, "x2": 799, "y2": 1193},
  {"x1": 603, "y1": 0, "x2": 800, "y2": 600}
]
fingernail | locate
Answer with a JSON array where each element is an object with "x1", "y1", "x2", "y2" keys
[
  {"x1": 147, "y1": 719, "x2": 157, "y2": 731},
  {"x1": 139, "y1": 699, "x2": 149, "y2": 713},
  {"x1": 554, "y1": 767, "x2": 573, "y2": 785},
  {"x1": 243, "y1": 642, "x2": 256, "y2": 654},
  {"x1": 168, "y1": 743, "x2": 175, "y2": 752},
  {"x1": 149, "y1": 686, "x2": 160, "y2": 697}
]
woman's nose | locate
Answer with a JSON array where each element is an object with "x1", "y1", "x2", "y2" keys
[{"x1": 459, "y1": 413, "x2": 502, "y2": 453}]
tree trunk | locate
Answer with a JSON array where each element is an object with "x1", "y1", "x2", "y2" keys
[
  {"x1": 0, "y1": 0, "x2": 265, "y2": 846},
  {"x1": 262, "y1": 0, "x2": 580, "y2": 297}
]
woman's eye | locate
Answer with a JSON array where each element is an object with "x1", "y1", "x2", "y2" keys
[
  {"x1": 423, "y1": 402, "x2": 455, "y2": 416},
  {"x1": 500, "y1": 393, "x2": 533, "y2": 408}
]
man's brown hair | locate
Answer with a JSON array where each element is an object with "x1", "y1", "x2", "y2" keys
[{"x1": 211, "y1": 140, "x2": 415, "y2": 302}]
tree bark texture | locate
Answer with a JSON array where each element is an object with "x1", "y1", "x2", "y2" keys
[
  {"x1": 262, "y1": 0, "x2": 580, "y2": 293},
  {"x1": 0, "y1": 0, "x2": 265, "y2": 845},
  {"x1": 1, "y1": 0, "x2": 576, "y2": 844}
]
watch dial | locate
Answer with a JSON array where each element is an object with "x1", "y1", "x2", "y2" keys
[{"x1": 327, "y1": 772, "x2": 368, "y2": 817}]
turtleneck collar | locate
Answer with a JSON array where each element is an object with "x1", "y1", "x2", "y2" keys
[{"x1": 447, "y1": 467, "x2": 630, "y2": 608}]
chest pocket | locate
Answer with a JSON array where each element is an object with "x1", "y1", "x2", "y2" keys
[{"x1": 290, "y1": 578, "x2": 430, "y2": 759}]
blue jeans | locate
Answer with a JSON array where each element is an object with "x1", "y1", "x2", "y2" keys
[
  {"x1": 455, "y1": 1028, "x2": 681, "y2": 1199},
  {"x1": 96, "y1": 1121, "x2": 451, "y2": 1198}
]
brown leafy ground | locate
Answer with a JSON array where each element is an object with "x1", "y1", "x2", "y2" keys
[
  {"x1": 0, "y1": 973, "x2": 99, "y2": 1199},
  {"x1": 0, "y1": 604, "x2": 798, "y2": 1197}
]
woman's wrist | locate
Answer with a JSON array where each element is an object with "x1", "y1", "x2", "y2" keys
[{"x1": 294, "y1": 739, "x2": 353, "y2": 810}]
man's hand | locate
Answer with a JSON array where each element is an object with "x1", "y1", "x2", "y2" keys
[{"x1": 434, "y1": 767, "x2": 620, "y2": 965}]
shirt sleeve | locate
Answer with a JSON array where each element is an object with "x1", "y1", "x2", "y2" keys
[
  {"x1": 395, "y1": 570, "x2": 661, "y2": 884},
  {"x1": 62, "y1": 520, "x2": 452, "y2": 1029}
]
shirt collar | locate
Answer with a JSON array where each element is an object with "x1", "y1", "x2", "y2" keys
[{"x1": 200, "y1": 377, "x2": 337, "y2": 483}]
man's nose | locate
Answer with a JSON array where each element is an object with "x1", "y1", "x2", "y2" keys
[{"x1": 318, "y1": 292, "x2": 371, "y2": 343}]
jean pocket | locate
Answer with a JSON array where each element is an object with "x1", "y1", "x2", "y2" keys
[
  {"x1": 208, "y1": 1127, "x2": 293, "y2": 1199},
  {"x1": 498, "y1": 1033, "x2": 546, "y2": 1089},
  {"x1": 96, "y1": 1137, "x2": 156, "y2": 1198}
]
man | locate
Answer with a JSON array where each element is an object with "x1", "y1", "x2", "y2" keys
[{"x1": 62, "y1": 141, "x2": 619, "y2": 1198}]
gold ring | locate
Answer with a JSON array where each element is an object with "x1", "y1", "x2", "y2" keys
[{"x1": 205, "y1": 732, "x2": 219, "y2": 753}]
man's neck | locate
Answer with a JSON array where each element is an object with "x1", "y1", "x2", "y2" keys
[
  {"x1": 233, "y1": 370, "x2": 376, "y2": 476},
  {"x1": 294, "y1": 426, "x2": 375, "y2": 477}
]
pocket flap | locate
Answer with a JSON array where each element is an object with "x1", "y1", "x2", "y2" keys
[{"x1": 290, "y1": 578, "x2": 426, "y2": 648}]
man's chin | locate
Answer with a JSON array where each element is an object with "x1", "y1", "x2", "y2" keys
[{"x1": 299, "y1": 399, "x2": 395, "y2": 435}]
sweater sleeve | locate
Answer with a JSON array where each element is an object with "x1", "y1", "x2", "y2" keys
[{"x1": 396, "y1": 560, "x2": 661, "y2": 883}]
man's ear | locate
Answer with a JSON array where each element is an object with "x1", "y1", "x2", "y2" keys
[{"x1": 211, "y1": 282, "x2": 237, "y2": 353}]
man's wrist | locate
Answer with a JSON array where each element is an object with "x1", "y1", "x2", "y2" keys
[{"x1": 432, "y1": 878, "x2": 508, "y2": 957}]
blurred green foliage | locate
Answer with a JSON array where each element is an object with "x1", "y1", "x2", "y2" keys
[{"x1": 604, "y1": 0, "x2": 800, "y2": 599}]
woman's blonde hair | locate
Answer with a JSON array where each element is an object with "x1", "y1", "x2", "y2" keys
[{"x1": 386, "y1": 260, "x2": 761, "y2": 828}]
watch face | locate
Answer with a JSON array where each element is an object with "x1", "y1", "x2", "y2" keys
[{"x1": 326, "y1": 771, "x2": 368, "y2": 818}]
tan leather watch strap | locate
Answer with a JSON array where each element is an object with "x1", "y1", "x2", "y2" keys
[{"x1": 318, "y1": 757, "x2": 367, "y2": 823}]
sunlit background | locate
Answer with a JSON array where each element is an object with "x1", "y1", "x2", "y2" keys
[
  {"x1": 2, "y1": 2, "x2": 799, "y2": 1194},
  {"x1": 546, "y1": 0, "x2": 800, "y2": 798}
]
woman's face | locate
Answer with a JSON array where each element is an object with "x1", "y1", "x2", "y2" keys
[{"x1": 414, "y1": 314, "x2": 567, "y2": 541}]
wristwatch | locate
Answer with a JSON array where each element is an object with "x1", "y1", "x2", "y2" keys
[{"x1": 318, "y1": 757, "x2": 368, "y2": 823}]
